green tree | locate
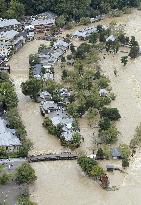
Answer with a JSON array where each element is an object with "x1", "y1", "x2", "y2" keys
[
  {"x1": 16, "y1": 163, "x2": 37, "y2": 184},
  {"x1": 122, "y1": 158, "x2": 129, "y2": 168},
  {"x1": 99, "y1": 125, "x2": 119, "y2": 144},
  {"x1": 0, "y1": 173, "x2": 10, "y2": 185},
  {"x1": 0, "y1": 0, "x2": 7, "y2": 18},
  {"x1": 55, "y1": 15, "x2": 66, "y2": 28},
  {"x1": 77, "y1": 155, "x2": 104, "y2": 178},
  {"x1": 72, "y1": 132, "x2": 81, "y2": 147},
  {"x1": 0, "y1": 81, "x2": 18, "y2": 109},
  {"x1": 38, "y1": 44, "x2": 48, "y2": 53},
  {"x1": 79, "y1": 17, "x2": 90, "y2": 25},
  {"x1": 89, "y1": 32, "x2": 98, "y2": 44},
  {"x1": 70, "y1": 44, "x2": 76, "y2": 54},
  {"x1": 21, "y1": 79, "x2": 42, "y2": 100},
  {"x1": 100, "y1": 107, "x2": 121, "y2": 121},
  {"x1": 29, "y1": 54, "x2": 40, "y2": 66},
  {"x1": 18, "y1": 139, "x2": 33, "y2": 157},
  {"x1": 99, "y1": 118, "x2": 111, "y2": 130},
  {"x1": 18, "y1": 196, "x2": 37, "y2": 205},
  {"x1": 62, "y1": 69, "x2": 69, "y2": 80},
  {"x1": 77, "y1": 156, "x2": 98, "y2": 176},
  {"x1": 75, "y1": 43, "x2": 91, "y2": 59},
  {"x1": 120, "y1": 144, "x2": 131, "y2": 159},
  {"x1": 90, "y1": 165, "x2": 104, "y2": 177},
  {"x1": 96, "y1": 148, "x2": 104, "y2": 160},
  {"x1": 129, "y1": 45, "x2": 139, "y2": 59},
  {"x1": 121, "y1": 56, "x2": 128, "y2": 66},
  {"x1": 7, "y1": 0, "x2": 25, "y2": 20}
]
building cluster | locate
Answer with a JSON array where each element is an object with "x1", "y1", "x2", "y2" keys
[
  {"x1": 72, "y1": 15, "x2": 106, "y2": 40},
  {"x1": 40, "y1": 90, "x2": 80, "y2": 142},
  {"x1": 0, "y1": 18, "x2": 35, "y2": 63},
  {"x1": 32, "y1": 39, "x2": 70, "y2": 80},
  {"x1": 23, "y1": 12, "x2": 56, "y2": 40},
  {"x1": 0, "y1": 12, "x2": 56, "y2": 65},
  {"x1": 0, "y1": 117, "x2": 21, "y2": 153},
  {"x1": 72, "y1": 26, "x2": 97, "y2": 40}
]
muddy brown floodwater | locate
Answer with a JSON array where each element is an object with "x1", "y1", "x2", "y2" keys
[{"x1": 8, "y1": 10, "x2": 141, "y2": 205}]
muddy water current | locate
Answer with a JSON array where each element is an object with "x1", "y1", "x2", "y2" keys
[{"x1": 8, "y1": 11, "x2": 141, "y2": 204}]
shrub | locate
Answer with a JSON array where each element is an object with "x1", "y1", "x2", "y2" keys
[
  {"x1": 122, "y1": 158, "x2": 129, "y2": 168},
  {"x1": 100, "y1": 107, "x2": 121, "y2": 121},
  {"x1": 79, "y1": 17, "x2": 90, "y2": 25},
  {"x1": 16, "y1": 163, "x2": 37, "y2": 184},
  {"x1": 71, "y1": 132, "x2": 81, "y2": 147},
  {"x1": 18, "y1": 196, "x2": 37, "y2": 205},
  {"x1": 0, "y1": 173, "x2": 10, "y2": 185},
  {"x1": 120, "y1": 144, "x2": 131, "y2": 159}
]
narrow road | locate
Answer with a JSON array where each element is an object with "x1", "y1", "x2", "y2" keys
[{"x1": 9, "y1": 40, "x2": 64, "y2": 155}]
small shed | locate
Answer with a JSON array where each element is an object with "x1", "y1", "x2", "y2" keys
[{"x1": 106, "y1": 164, "x2": 114, "y2": 172}]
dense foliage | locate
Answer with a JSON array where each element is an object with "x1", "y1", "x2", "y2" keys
[
  {"x1": 0, "y1": 72, "x2": 32, "y2": 158},
  {"x1": 77, "y1": 156, "x2": 104, "y2": 178},
  {"x1": 21, "y1": 78, "x2": 42, "y2": 101},
  {"x1": 0, "y1": 0, "x2": 140, "y2": 20}
]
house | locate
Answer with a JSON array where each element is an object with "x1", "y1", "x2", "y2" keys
[
  {"x1": 0, "y1": 19, "x2": 21, "y2": 31},
  {"x1": 0, "y1": 118, "x2": 21, "y2": 153},
  {"x1": 0, "y1": 30, "x2": 19, "y2": 44},
  {"x1": 106, "y1": 35, "x2": 116, "y2": 42},
  {"x1": 61, "y1": 130, "x2": 73, "y2": 141},
  {"x1": 32, "y1": 64, "x2": 43, "y2": 78},
  {"x1": 111, "y1": 148, "x2": 121, "y2": 159},
  {"x1": 0, "y1": 43, "x2": 11, "y2": 58},
  {"x1": 67, "y1": 58, "x2": 74, "y2": 66},
  {"x1": 43, "y1": 72, "x2": 54, "y2": 81},
  {"x1": 31, "y1": 18, "x2": 55, "y2": 39},
  {"x1": 53, "y1": 40, "x2": 69, "y2": 50},
  {"x1": 40, "y1": 101, "x2": 58, "y2": 115},
  {"x1": 72, "y1": 26, "x2": 97, "y2": 39},
  {"x1": 40, "y1": 91, "x2": 52, "y2": 100},
  {"x1": 0, "y1": 30, "x2": 25, "y2": 57},
  {"x1": 99, "y1": 89, "x2": 108, "y2": 97},
  {"x1": 0, "y1": 65, "x2": 10, "y2": 73},
  {"x1": 59, "y1": 88, "x2": 71, "y2": 98}
]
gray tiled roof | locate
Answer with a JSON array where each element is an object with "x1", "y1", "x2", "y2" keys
[
  {"x1": 0, "y1": 30, "x2": 19, "y2": 40},
  {"x1": 0, "y1": 118, "x2": 21, "y2": 147},
  {"x1": 0, "y1": 19, "x2": 21, "y2": 28},
  {"x1": 31, "y1": 19, "x2": 55, "y2": 26}
]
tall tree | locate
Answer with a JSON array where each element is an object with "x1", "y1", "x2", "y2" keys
[{"x1": 7, "y1": 0, "x2": 25, "y2": 20}]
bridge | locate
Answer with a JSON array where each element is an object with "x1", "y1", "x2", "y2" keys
[{"x1": 28, "y1": 152, "x2": 78, "y2": 163}]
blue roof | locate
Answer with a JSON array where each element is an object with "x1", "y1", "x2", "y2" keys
[
  {"x1": 33, "y1": 64, "x2": 43, "y2": 75},
  {"x1": 112, "y1": 148, "x2": 121, "y2": 157}
]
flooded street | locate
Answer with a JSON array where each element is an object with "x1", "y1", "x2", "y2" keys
[
  {"x1": 8, "y1": 10, "x2": 141, "y2": 205},
  {"x1": 9, "y1": 40, "x2": 63, "y2": 155}
]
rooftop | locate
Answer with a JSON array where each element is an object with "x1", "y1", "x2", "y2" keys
[
  {"x1": 0, "y1": 30, "x2": 19, "y2": 40},
  {"x1": 111, "y1": 148, "x2": 121, "y2": 158},
  {"x1": 31, "y1": 19, "x2": 55, "y2": 26},
  {"x1": 0, "y1": 118, "x2": 21, "y2": 147},
  {"x1": 0, "y1": 19, "x2": 21, "y2": 28}
]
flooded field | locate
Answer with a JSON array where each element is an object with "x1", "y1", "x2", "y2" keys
[
  {"x1": 30, "y1": 155, "x2": 141, "y2": 205},
  {"x1": 8, "y1": 10, "x2": 141, "y2": 205}
]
